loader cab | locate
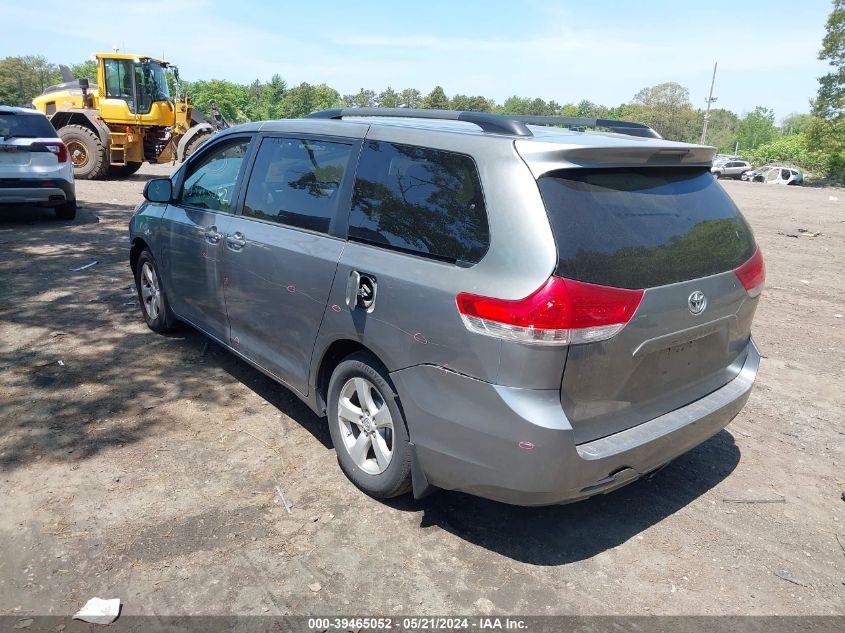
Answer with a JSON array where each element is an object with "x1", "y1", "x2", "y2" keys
[{"x1": 96, "y1": 54, "x2": 174, "y2": 125}]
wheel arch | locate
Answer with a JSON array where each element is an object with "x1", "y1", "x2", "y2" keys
[
  {"x1": 50, "y1": 110, "x2": 110, "y2": 147},
  {"x1": 313, "y1": 339, "x2": 394, "y2": 416},
  {"x1": 176, "y1": 123, "x2": 215, "y2": 162},
  {"x1": 129, "y1": 237, "x2": 149, "y2": 276}
]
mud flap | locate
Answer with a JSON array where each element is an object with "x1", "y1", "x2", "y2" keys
[{"x1": 409, "y1": 442, "x2": 438, "y2": 499}]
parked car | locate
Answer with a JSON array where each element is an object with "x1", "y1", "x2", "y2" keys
[
  {"x1": 742, "y1": 165, "x2": 803, "y2": 185},
  {"x1": 128, "y1": 109, "x2": 764, "y2": 506},
  {"x1": 712, "y1": 159, "x2": 752, "y2": 179},
  {"x1": 0, "y1": 106, "x2": 76, "y2": 219}
]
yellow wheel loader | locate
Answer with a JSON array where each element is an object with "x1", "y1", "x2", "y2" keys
[{"x1": 31, "y1": 52, "x2": 228, "y2": 179}]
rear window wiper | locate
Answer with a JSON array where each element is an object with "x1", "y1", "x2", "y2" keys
[{"x1": 2, "y1": 134, "x2": 39, "y2": 140}]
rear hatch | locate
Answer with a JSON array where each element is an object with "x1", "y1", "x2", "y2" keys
[
  {"x1": 536, "y1": 166, "x2": 761, "y2": 444},
  {"x1": 0, "y1": 111, "x2": 64, "y2": 177}
]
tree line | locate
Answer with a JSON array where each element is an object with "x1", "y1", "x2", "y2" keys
[{"x1": 1, "y1": 1, "x2": 842, "y2": 180}]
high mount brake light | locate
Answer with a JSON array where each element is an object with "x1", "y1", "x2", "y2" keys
[
  {"x1": 456, "y1": 276, "x2": 644, "y2": 346},
  {"x1": 31, "y1": 142, "x2": 68, "y2": 163},
  {"x1": 734, "y1": 248, "x2": 765, "y2": 298}
]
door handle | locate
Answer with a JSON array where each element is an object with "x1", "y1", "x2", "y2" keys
[
  {"x1": 226, "y1": 232, "x2": 246, "y2": 251},
  {"x1": 204, "y1": 226, "x2": 222, "y2": 244}
]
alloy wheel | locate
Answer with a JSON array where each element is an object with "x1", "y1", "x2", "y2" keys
[
  {"x1": 139, "y1": 261, "x2": 161, "y2": 321},
  {"x1": 336, "y1": 377, "x2": 394, "y2": 475}
]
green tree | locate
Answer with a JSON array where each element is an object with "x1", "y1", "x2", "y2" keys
[
  {"x1": 377, "y1": 87, "x2": 399, "y2": 108},
  {"x1": 70, "y1": 60, "x2": 98, "y2": 83},
  {"x1": 450, "y1": 94, "x2": 494, "y2": 111},
  {"x1": 257, "y1": 74, "x2": 287, "y2": 119},
  {"x1": 812, "y1": 0, "x2": 845, "y2": 118},
  {"x1": 704, "y1": 108, "x2": 740, "y2": 152},
  {"x1": 622, "y1": 82, "x2": 699, "y2": 142},
  {"x1": 279, "y1": 82, "x2": 340, "y2": 119},
  {"x1": 342, "y1": 88, "x2": 376, "y2": 108},
  {"x1": 398, "y1": 88, "x2": 422, "y2": 108},
  {"x1": 422, "y1": 85, "x2": 449, "y2": 109},
  {"x1": 187, "y1": 79, "x2": 254, "y2": 123},
  {"x1": 736, "y1": 106, "x2": 777, "y2": 151},
  {"x1": 808, "y1": 0, "x2": 845, "y2": 180},
  {"x1": 742, "y1": 133, "x2": 828, "y2": 174},
  {"x1": 0, "y1": 55, "x2": 61, "y2": 106},
  {"x1": 781, "y1": 112, "x2": 814, "y2": 135}
]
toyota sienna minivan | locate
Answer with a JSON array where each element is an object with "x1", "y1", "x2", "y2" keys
[{"x1": 128, "y1": 108, "x2": 764, "y2": 506}]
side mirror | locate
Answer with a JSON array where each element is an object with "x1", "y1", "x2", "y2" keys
[
  {"x1": 143, "y1": 178, "x2": 172, "y2": 203},
  {"x1": 78, "y1": 78, "x2": 89, "y2": 91}
]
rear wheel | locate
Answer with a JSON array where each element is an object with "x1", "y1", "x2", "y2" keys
[
  {"x1": 54, "y1": 199, "x2": 76, "y2": 220},
  {"x1": 59, "y1": 124, "x2": 108, "y2": 180},
  {"x1": 327, "y1": 352, "x2": 412, "y2": 499},
  {"x1": 135, "y1": 249, "x2": 178, "y2": 333},
  {"x1": 108, "y1": 162, "x2": 143, "y2": 178}
]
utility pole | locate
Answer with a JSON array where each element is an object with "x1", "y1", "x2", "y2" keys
[{"x1": 700, "y1": 62, "x2": 718, "y2": 144}]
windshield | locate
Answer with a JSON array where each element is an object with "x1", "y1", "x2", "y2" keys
[
  {"x1": 135, "y1": 62, "x2": 170, "y2": 114},
  {"x1": 103, "y1": 58, "x2": 170, "y2": 114}
]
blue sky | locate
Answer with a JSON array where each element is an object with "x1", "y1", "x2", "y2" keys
[{"x1": 2, "y1": 0, "x2": 834, "y2": 120}]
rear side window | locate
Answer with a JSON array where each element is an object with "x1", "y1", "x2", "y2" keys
[
  {"x1": 0, "y1": 113, "x2": 56, "y2": 139},
  {"x1": 348, "y1": 141, "x2": 489, "y2": 264},
  {"x1": 538, "y1": 167, "x2": 756, "y2": 289},
  {"x1": 243, "y1": 137, "x2": 354, "y2": 234}
]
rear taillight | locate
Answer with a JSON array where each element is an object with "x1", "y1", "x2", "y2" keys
[
  {"x1": 734, "y1": 247, "x2": 765, "y2": 297},
  {"x1": 456, "y1": 276, "x2": 644, "y2": 346},
  {"x1": 31, "y1": 142, "x2": 68, "y2": 163}
]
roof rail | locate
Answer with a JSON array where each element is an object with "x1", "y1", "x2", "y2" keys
[
  {"x1": 306, "y1": 108, "x2": 661, "y2": 139},
  {"x1": 307, "y1": 108, "x2": 532, "y2": 136},
  {"x1": 510, "y1": 115, "x2": 661, "y2": 139}
]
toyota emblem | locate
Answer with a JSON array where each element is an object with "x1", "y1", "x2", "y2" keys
[{"x1": 688, "y1": 291, "x2": 707, "y2": 315}]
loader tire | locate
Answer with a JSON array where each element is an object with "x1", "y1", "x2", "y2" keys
[
  {"x1": 183, "y1": 133, "x2": 213, "y2": 161},
  {"x1": 60, "y1": 125, "x2": 108, "y2": 180},
  {"x1": 108, "y1": 162, "x2": 143, "y2": 178}
]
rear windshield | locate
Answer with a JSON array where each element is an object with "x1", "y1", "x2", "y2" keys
[
  {"x1": 0, "y1": 113, "x2": 56, "y2": 139},
  {"x1": 537, "y1": 167, "x2": 756, "y2": 289}
]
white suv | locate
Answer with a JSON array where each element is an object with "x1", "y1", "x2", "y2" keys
[{"x1": 0, "y1": 106, "x2": 76, "y2": 220}]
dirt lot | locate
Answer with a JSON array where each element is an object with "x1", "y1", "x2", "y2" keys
[{"x1": 0, "y1": 165, "x2": 843, "y2": 617}]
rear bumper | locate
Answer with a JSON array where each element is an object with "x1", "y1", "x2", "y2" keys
[
  {"x1": 0, "y1": 178, "x2": 75, "y2": 205},
  {"x1": 391, "y1": 339, "x2": 760, "y2": 506}
]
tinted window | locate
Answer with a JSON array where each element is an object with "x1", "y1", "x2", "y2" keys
[
  {"x1": 0, "y1": 113, "x2": 56, "y2": 139},
  {"x1": 348, "y1": 141, "x2": 489, "y2": 264},
  {"x1": 181, "y1": 139, "x2": 250, "y2": 212},
  {"x1": 243, "y1": 137, "x2": 353, "y2": 233},
  {"x1": 538, "y1": 167, "x2": 756, "y2": 289}
]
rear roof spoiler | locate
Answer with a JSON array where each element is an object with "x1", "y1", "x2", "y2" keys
[{"x1": 307, "y1": 108, "x2": 662, "y2": 139}]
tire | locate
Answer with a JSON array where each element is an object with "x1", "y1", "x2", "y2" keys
[
  {"x1": 327, "y1": 352, "x2": 412, "y2": 499},
  {"x1": 713, "y1": 171, "x2": 721, "y2": 179},
  {"x1": 183, "y1": 133, "x2": 213, "y2": 161},
  {"x1": 108, "y1": 162, "x2": 143, "y2": 178},
  {"x1": 54, "y1": 199, "x2": 76, "y2": 220},
  {"x1": 134, "y1": 249, "x2": 178, "y2": 333},
  {"x1": 59, "y1": 124, "x2": 108, "y2": 180}
]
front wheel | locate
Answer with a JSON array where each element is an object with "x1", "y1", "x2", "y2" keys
[
  {"x1": 327, "y1": 352, "x2": 412, "y2": 499},
  {"x1": 134, "y1": 249, "x2": 178, "y2": 333}
]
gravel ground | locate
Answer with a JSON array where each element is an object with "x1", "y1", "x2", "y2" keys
[{"x1": 0, "y1": 164, "x2": 843, "y2": 616}]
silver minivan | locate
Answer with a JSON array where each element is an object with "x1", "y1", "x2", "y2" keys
[{"x1": 129, "y1": 109, "x2": 764, "y2": 506}]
